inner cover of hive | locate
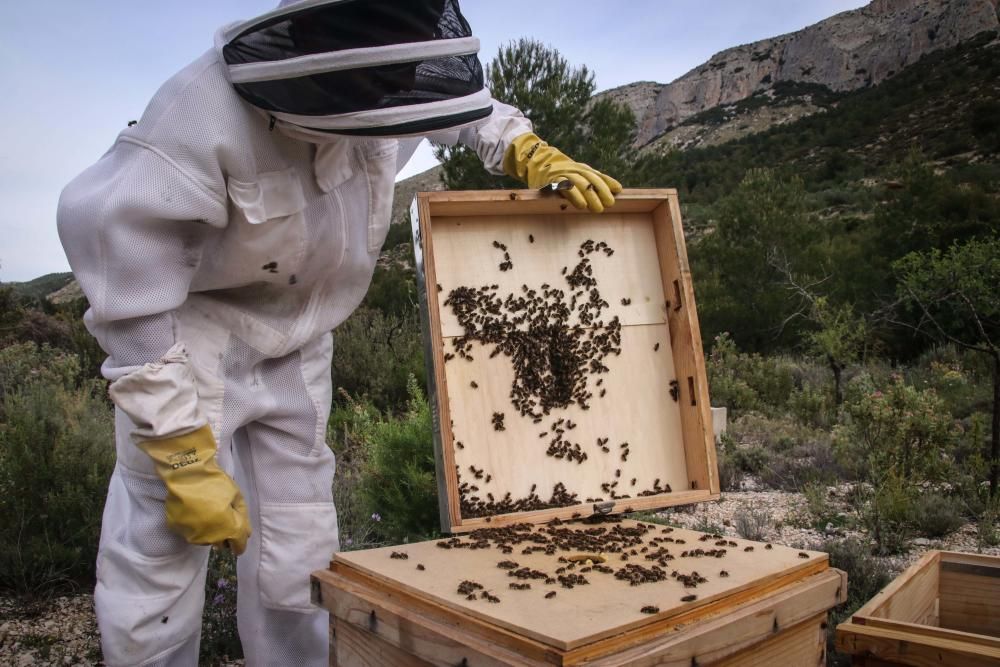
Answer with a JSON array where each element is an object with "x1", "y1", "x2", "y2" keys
[
  {"x1": 333, "y1": 519, "x2": 829, "y2": 651},
  {"x1": 431, "y1": 211, "x2": 686, "y2": 520}
]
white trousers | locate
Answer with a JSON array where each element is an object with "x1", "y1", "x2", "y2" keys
[{"x1": 94, "y1": 306, "x2": 338, "y2": 667}]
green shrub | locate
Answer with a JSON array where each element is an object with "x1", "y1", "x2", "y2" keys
[
  {"x1": 717, "y1": 453, "x2": 743, "y2": 492},
  {"x1": 0, "y1": 367, "x2": 114, "y2": 594},
  {"x1": 978, "y1": 502, "x2": 1000, "y2": 549},
  {"x1": 852, "y1": 473, "x2": 917, "y2": 555},
  {"x1": 799, "y1": 482, "x2": 849, "y2": 531},
  {"x1": 733, "y1": 504, "x2": 772, "y2": 541},
  {"x1": 818, "y1": 537, "x2": 893, "y2": 666},
  {"x1": 787, "y1": 385, "x2": 835, "y2": 429},
  {"x1": 0, "y1": 343, "x2": 81, "y2": 410},
  {"x1": 353, "y1": 376, "x2": 440, "y2": 545},
  {"x1": 835, "y1": 373, "x2": 955, "y2": 484},
  {"x1": 328, "y1": 395, "x2": 384, "y2": 551},
  {"x1": 730, "y1": 413, "x2": 843, "y2": 490},
  {"x1": 912, "y1": 492, "x2": 965, "y2": 538},
  {"x1": 706, "y1": 333, "x2": 797, "y2": 415},
  {"x1": 331, "y1": 307, "x2": 425, "y2": 414}
]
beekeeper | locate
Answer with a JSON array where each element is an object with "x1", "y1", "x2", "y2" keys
[{"x1": 57, "y1": 1, "x2": 620, "y2": 665}]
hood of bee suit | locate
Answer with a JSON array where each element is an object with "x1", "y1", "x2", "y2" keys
[{"x1": 214, "y1": 0, "x2": 493, "y2": 139}]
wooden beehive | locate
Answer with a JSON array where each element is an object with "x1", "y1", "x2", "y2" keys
[
  {"x1": 411, "y1": 189, "x2": 718, "y2": 533},
  {"x1": 836, "y1": 550, "x2": 1000, "y2": 666},
  {"x1": 313, "y1": 190, "x2": 847, "y2": 666}
]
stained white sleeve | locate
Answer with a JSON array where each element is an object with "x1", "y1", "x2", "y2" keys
[
  {"x1": 427, "y1": 98, "x2": 533, "y2": 175},
  {"x1": 57, "y1": 138, "x2": 228, "y2": 386}
]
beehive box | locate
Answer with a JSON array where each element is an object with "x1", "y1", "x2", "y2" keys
[
  {"x1": 312, "y1": 190, "x2": 847, "y2": 666},
  {"x1": 836, "y1": 550, "x2": 1000, "y2": 666}
]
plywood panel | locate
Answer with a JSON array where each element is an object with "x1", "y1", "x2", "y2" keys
[
  {"x1": 866, "y1": 553, "x2": 939, "y2": 626},
  {"x1": 836, "y1": 621, "x2": 1000, "y2": 666},
  {"x1": 415, "y1": 191, "x2": 719, "y2": 530},
  {"x1": 332, "y1": 519, "x2": 828, "y2": 652},
  {"x1": 716, "y1": 614, "x2": 826, "y2": 667},
  {"x1": 333, "y1": 619, "x2": 433, "y2": 667},
  {"x1": 445, "y1": 324, "x2": 688, "y2": 517},
  {"x1": 938, "y1": 557, "x2": 1000, "y2": 638},
  {"x1": 432, "y1": 213, "x2": 667, "y2": 337}
]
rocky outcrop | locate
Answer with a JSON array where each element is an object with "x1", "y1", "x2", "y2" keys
[
  {"x1": 592, "y1": 81, "x2": 664, "y2": 126},
  {"x1": 636, "y1": 0, "x2": 1000, "y2": 146}
]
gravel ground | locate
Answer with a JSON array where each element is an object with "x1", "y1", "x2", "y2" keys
[{"x1": 3, "y1": 485, "x2": 997, "y2": 665}]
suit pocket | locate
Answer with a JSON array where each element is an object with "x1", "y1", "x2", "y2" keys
[
  {"x1": 200, "y1": 168, "x2": 308, "y2": 287},
  {"x1": 358, "y1": 140, "x2": 399, "y2": 254},
  {"x1": 258, "y1": 501, "x2": 339, "y2": 612}
]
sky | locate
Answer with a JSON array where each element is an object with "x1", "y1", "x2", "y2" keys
[{"x1": 0, "y1": 0, "x2": 867, "y2": 282}]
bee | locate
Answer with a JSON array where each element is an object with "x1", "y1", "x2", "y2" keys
[
  {"x1": 470, "y1": 381, "x2": 478, "y2": 389},
  {"x1": 765, "y1": 544, "x2": 773, "y2": 550},
  {"x1": 528, "y1": 234, "x2": 534, "y2": 243},
  {"x1": 669, "y1": 380, "x2": 680, "y2": 402},
  {"x1": 798, "y1": 552, "x2": 810, "y2": 559},
  {"x1": 545, "y1": 591, "x2": 556, "y2": 599},
  {"x1": 416, "y1": 564, "x2": 425, "y2": 571},
  {"x1": 640, "y1": 605, "x2": 659, "y2": 614},
  {"x1": 654, "y1": 342, "x2": 660, "y2": 351},
  {"x1": 744, "y1": 546, "x2": 754, "y2": 552},
  {"x1": 681, "y1": 594, "x2": 697, "y2": 602},
  {"x1": 456, "y1": 441, "x2": 464, "y2": 449}
]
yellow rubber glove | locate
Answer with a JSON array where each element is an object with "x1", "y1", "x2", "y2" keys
[
  {"x1": 503, "y1": 132, "x2": 623, "y2": 213},
  {"x1": 138, "y1": 425, "x2": 251, "y2": 555}
]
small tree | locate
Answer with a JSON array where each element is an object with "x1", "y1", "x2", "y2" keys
[
  {"x1": 893, "y1": 236, "x2": 1000, "y2": 497},
  {"x1": 773, "y1": 262, "x2": 867, "y2": 405},
  {"x1": 694, "y1": 169, "x2": 821, "y2": 351},
  {"x1": 435, "y1": 39, "x2": 635, "y2": 189}
]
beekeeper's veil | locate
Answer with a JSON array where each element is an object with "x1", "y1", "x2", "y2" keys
[{"x1": 216, "y1": 0, "x2": 492, "y2": 137}]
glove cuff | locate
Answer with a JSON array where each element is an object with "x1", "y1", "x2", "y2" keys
[
  {"x1": 137, "y1": 424, "x2": 218, "y2": 472},
  {"x1": 502, "y1": 132, "x2": 546, "y2": 183}
]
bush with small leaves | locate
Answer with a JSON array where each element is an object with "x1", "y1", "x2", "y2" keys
[
  {"x1": 818, "y1": 537, "x2": 892, "y2": 667},
  {"x1": 734, "y1": 504, "x2": 772, "y2": 541},
  {"x1": 353, "y1": 376, "x2": 440, "y2": 545},
  {"x1": 912, "y1": 492, "x2": 965, "y2": 539},
  {"x1": 0, "y1": 351, "x2": 114, "y2": 594}
]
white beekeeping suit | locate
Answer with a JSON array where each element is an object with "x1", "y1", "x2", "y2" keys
[{"x1": 57, "y1": 1, "x2": 531, "y2": 665}]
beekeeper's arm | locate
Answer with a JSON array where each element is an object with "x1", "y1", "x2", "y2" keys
[
  {"x1": 57, "y1": 136, "x2": 250, "y2": 554},
  {"x1": 426, "y1": 99, "x2": 622, "y2": 213}
]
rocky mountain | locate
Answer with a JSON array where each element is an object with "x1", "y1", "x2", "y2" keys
[{"x1": 625, "y1": 0, "x2": 999, "y2": 149}]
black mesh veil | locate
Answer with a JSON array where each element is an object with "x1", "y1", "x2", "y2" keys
[{"x1": 221, "y1": 0, "x2": 490, "y2": 134}]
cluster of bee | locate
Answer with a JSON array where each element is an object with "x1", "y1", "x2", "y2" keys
[
  {"x1": 637, "y1": 478, "x2": 672, "y2": 497},
  {"x1": 427, "y1": 519, "x2": 808, "y2": 611},
  {"x1": 456, "y1": 581, "x2": 502, "y2": 604},
  {"x1": 615, "y1": 563, "x2": 668, "y2": 586},
  {"x1": 442, "y1": 240, "x2": 621, "y2": 424},
  {"x1": 672, "y1": 570, "x2": 708, "y2": 588},
  {"x1": 457, "y1": 476, "x2": 580, "y2": 518},
  {"x1": 508, "y1": 567, "x2": 554, "y2": 583},
  {"x1": 457, "y1": 580, "x2": 483, "y2": 599},
  {"x1": 492, "y1": 240, "x2": 513, "y2": 272},
  {"x1": 544, "y1": 417, "x2": 587, "y2": 463},
  {"x1": 557, "y1": 573, "x2": 590, "y2": 589},
  {"x1": 389, "y1": 551, "x2": 408, "y2": 560},
  {"x1": 640, "y1": 605, "x2": 659, "y2": 614},
  {"x1": 491, "y1": 412, "x2": 506, "y2": 432}
]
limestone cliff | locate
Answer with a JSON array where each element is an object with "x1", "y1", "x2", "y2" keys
[{"x1": 634, "y1": 0, "x2": 999, "y2": 147}]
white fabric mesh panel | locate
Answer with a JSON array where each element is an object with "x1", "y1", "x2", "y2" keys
[
  {"x1": 101, "y1": 313, "x2": 177, "y2": 369},
  {"x1": 117, "y1": 472, "x2": 189, "y2": 559}
]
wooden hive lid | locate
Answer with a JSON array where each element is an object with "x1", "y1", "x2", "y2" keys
[{"x1": 411, "y1": 189, "x2": 719, "y2": 533}]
